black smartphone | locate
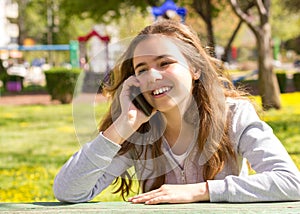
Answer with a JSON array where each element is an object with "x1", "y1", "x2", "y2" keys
[{"x1": 130, "y1": 86, "x2": 153, "y2": 116}]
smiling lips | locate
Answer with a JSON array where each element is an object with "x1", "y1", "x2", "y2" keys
[{"x1": 152, "y1": 86, "x2": 172, "y2": 96}]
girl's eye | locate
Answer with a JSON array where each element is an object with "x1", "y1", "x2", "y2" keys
[
  {"x1": 136, "y1": 68, "x2": 148, "y2": 75},
  {"x1": 160, "y1": 60, "x2": 175, "y2": 68}
]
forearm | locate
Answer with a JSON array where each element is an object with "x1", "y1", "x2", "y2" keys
[
  {"x1": 207, "y1": 171, "x2": 300, "y2": 202},
  {"x1": 103, "y1": 115, "x2": 137, "y2": 145}
]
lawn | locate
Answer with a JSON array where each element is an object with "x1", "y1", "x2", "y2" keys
[{"x1": 0, "y1": 92, "x2": 299, "y2": 202}]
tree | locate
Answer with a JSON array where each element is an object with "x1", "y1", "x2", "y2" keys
[
  {"x1": 282, "y1": 0, "x2": 300, "y2": 13},
  {"x1": 271, "y1": 0, "x2": 300, "y2": 42},
  {"x1": 192, "y1": 0, "x2": 217, "y2": 56},
  {"x1": 59, "y1": 0, "x2": 151, "y2": 23},
  {"x1": 221, "y1": 2, "x2": 254, "y2": 62},
  {"x1": 229, "y1": 0, "x2": 281, "y2": 110},
  {"x1": 56, "y1": 0, "x2": 294, "y2": 110}
]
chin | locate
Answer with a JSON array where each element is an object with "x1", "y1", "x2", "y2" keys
[{"x1": 155, "y1": 102, "x2": 180, "y2": 113}]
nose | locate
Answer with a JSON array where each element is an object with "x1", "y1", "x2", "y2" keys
[{"x1": 147, "y1": 68, "x2": 163, "y2": 83}]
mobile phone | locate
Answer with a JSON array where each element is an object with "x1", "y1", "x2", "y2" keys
[{"x1": 130, "y1": 86, "x2": 153, "y2": 116}]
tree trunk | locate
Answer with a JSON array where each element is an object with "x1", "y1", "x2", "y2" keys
[
  {"x1": 221, "y1": 20, "x2": 243, "y2": 62},
  {"x1": 193, "y1": 0, "x2": 216, "y2": 57},
  {"x1": 222, "y1": 2, "x2": 254, "y2": 62},
  {"x1": 228, "y1": 0, "x2": 281, "y2": 110},
  {"x1": 206, "y1": 15, "x2": 216, "y2": 57},
  {"x1": 256, "y1": 23, "x2": 281, "y2": 110}
]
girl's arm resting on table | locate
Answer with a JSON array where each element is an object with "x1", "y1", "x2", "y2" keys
[
  {"x1": 208, "y1": 100, "x2": 300, "y2": 202},
  {"x1": 53, "y1": 132, "x2": 133, "y2": 203},
  {"x1": 53, "y1": 79, "x2": 154, "y2": 203}
]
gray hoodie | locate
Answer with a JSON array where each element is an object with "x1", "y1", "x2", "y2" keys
[{"x1": 53, "y1": 98, "x2": 300, "y2": 203}]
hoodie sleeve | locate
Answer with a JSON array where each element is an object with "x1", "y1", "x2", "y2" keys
[
  {"x1": 53, "y1": 132, "x2": 134, "y2": 203},
  {"x1": 208, "y1": 99, "x2": 300, "y2": 202}
]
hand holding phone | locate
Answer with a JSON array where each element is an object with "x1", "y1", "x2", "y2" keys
[{"x1": 130, "y1": 86, "x2": 153, "y2": 116}]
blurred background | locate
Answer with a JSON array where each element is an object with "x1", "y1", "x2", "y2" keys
[
  {"x1": 0, "y1": 0, "x2": 299, "y2": 96},
  {"x1": 0, "y1": 0, "x2": 299, "y2": 203}
]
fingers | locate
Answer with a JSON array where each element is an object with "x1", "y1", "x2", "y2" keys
[
  {"x1": 122, "y1": 76, "x2": 140, "y2": 94},
  {"x1": 128, "y1": 188, "x2": 167, "y2": 205},
  {"x1": 119, "y1": 75, "x2": 140, "y2": 110},
  {"x1": 145, "y1": 196, "x2": 169, "y2": 205},
  {"x1": 129, "y1": 194, "x2": 165, "y2": 205},
  {"x1": 120, "y1": 75, "x2": 141, "y2": 106},
  {"x1": 128, "y1": 188, "x2": 160, "y2": 201}
]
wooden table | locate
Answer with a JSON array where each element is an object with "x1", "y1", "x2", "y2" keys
[{"x1": 1, "y1": 201, "x2": 300, "y2": 213}]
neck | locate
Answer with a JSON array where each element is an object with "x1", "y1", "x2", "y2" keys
[{"x1": 163, "y1": 109, "x2": 195, "y2": 155}]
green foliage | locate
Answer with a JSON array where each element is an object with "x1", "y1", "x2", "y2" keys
[
  {"x1": 282, "y1": 0, "x2": 300, "y2": 13},
  {"x1": 293, "y1": 73, "x2": 300, "y2": 91},
  {"x1": 60, "y1": 0, "x2": 149, "y2": 23},
  {"x1": 20, "y1": 0, "x2": 96, "y2": 45},
  {"x1": 0, "y1": 70, "x2": 9, "y2": 87},
  {"x1": 271, "y1": 0, "x2": 300, "y2": 41},
  {"x1": 22, "y1": 0, "x2": 48, "y2": 44},
  {"x1": 44, "y1": 67, "x2": 81, "y2": 104}
]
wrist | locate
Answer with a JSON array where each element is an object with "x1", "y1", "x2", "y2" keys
[
  {"x1": 103, "y1": 115, "x2": 136, "y2": 145},
  {"x1": 193, "y1": 182, "x2": 210, "y2": 202}
]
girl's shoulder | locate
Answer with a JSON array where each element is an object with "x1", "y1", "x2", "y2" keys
[
  {"x1": 226, "y1": 97, "x2": 255, "y2": 111},
  {"x1": 225, "y1": 97, "x2": 260, "y2": 125}
]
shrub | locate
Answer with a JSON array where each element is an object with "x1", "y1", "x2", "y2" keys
[
  {"x1": 44, "y1": 67, "x2": 81, "y2": 104},
  {"x1": 0, "y1": 70, "x2": 8, "y2": 86},
  {"x1": 82, "y1": 71, "x2": 105, "y2": 93},
  {"x1": 294, "y1": 73, "x2": 300, "y2": 91},
  {"x1": 276, "y1": 71, "x2": 287, "y2": 93}
]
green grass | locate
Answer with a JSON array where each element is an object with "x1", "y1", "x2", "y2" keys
[
  {"x1": 254, "y1": 93, "x2": 300, "y2": 167},
  {"x1": 0, "y1": 92, "x2": 300, "y2": 202}
]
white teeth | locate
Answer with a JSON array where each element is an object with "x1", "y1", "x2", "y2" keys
[{"x1": 153, "y1": 87, "x2": 171, "y2": 95}]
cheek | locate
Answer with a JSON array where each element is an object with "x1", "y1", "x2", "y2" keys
[
  {"x1": 136, "y1": 76, "x2": 148, "y2": 91},
  {"x1": 136, "y1": 75, "x2": 145, "y2": 83},
  {"x1": 179, "y1": 77, "x2": 193, "y2": 94},
  {"x1": 168, "y1": 67, "x2": 193, "y2": 87}
]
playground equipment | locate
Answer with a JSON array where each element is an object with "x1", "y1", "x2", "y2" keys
[
  {"x1": 0, "y1": 42, "x2": 79, "y2": 68},
  {"x1": 77, "y1": 30, "x2": 111, "y2": 93},
  {"x1": 0, "y1": 42, "x2": 79, "y2": 92},
  {"x1": 151, "y1": 0, "x2": 187, "y2": 22},
  {"x1": 77, "y1": 29, "x2": 110, "y2": 74}
]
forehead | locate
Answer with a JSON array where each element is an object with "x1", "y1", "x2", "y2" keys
[{"x1": 133, "y1": 36, "x2": 183, "y2": 59}]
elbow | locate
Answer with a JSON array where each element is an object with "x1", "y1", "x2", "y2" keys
[
  {"x1": 53, "y1": 188, "x2": 70, "y2": 203},
  {"x1": 53, "y1": 176, "x2": 90, "y2": 203},
  {"x1": 278, "y1": 171, "x2": 300, "y2": 201},
  {"x1": 53, "y1": 184, "x2": 90, "y2": 203},
  {"x1": 288, "y1": 174, "x2": 300, "y2": 201},
  {"x1": 53, "y1": 178, "x2": 73, "y2": 203}
]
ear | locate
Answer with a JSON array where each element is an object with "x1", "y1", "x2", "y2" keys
[{"x1": 193, "y1": 70, "x2": 201, "y2": 80}]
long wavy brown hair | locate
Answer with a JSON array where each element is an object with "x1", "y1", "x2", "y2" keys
[{"x1": 99, "y1": 20, "x2": 244, "y2": 199}]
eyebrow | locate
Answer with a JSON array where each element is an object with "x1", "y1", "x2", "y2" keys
[{"x1": 134, "y1": 55, "x2": 173, "y2": 71}]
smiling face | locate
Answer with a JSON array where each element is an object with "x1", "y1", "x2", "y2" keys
[{"x1": 133, "y1": 36, "x2": 195, "y2": 114}]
